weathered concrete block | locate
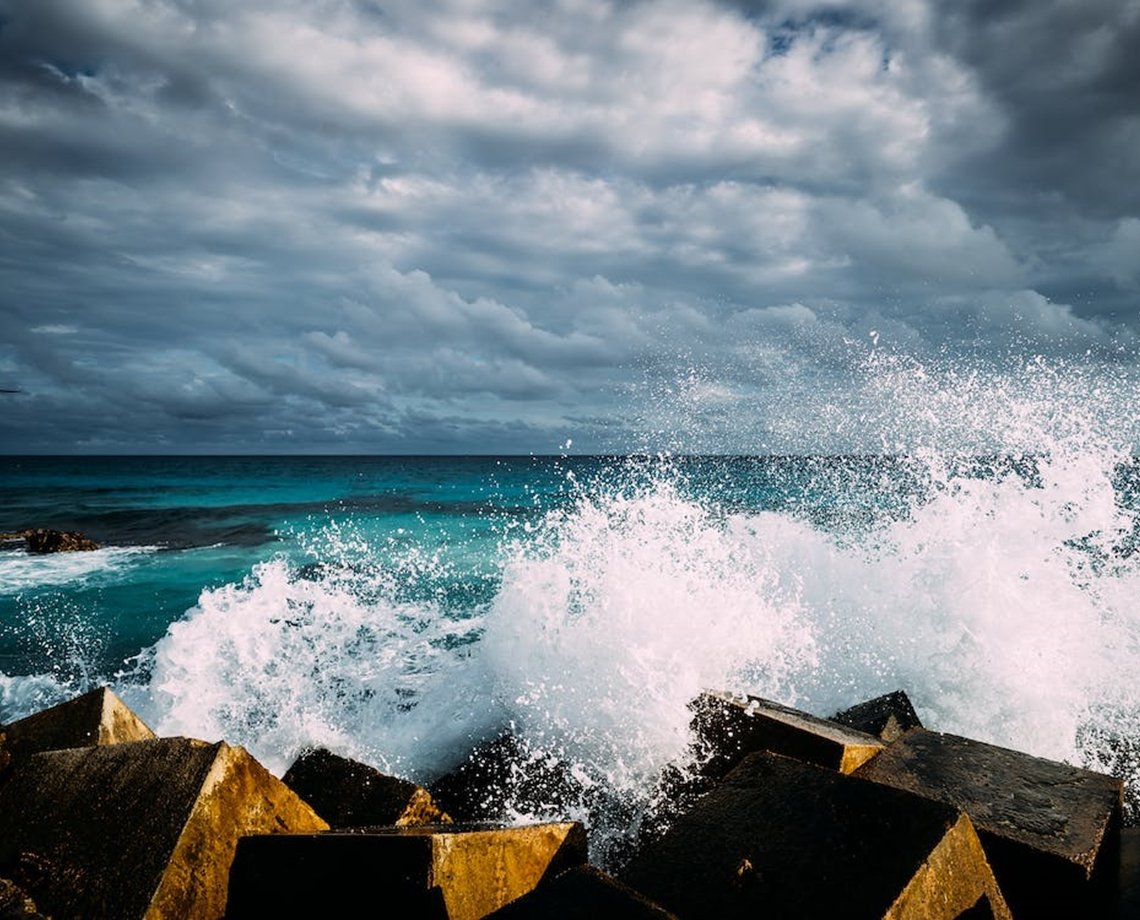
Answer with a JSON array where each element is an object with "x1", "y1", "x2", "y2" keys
[
  {"x1": 430, "y1": 734, "x2": 584, "y2": 822},
  {"x1": 486, "y1": 865, "x2": 678, "y2": 919},
  {"x1": 282, "y1": 747, "x2": 451, "y2": 828},
  {"x1": 0, "y1": 686, "x2": 154, "y2": 765},
  {"x1": 227, "y1": 822, "x2": 587, "y2": 920},
  {"x1": 1119, "y1": 827, "x2": 1140, "y2": 919},
  {"x1": 690, "y1": 691, "x2": 885, "y2": 778},
  {"x1": 0, "y1": 878, "x2": 45, "y2": 919},
  {"x1": 622, "y1": 751, "x2": 1011, "y2": 920},
  {"x1": 854, "y1": 729, "x2": 1122, "y2": 919},
  {"x1": 831, "y1": 690, "x2": 923, "y2": 742},
  {"x1": 0, "y1": 737, "x2": 327, "y2": 919}
]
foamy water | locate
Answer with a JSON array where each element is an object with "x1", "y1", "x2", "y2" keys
[{"x1": 3, "y1": 353, "x2": 1140, "y2": 860}]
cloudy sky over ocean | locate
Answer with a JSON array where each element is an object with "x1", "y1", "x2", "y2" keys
[{"x1": 1, "y1": 0, "x2": 1138, "y2": 453}]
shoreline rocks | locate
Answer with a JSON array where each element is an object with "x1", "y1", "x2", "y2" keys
[
  {"x1": 0, "y1": 686, "x2": 1134, "y2": 917},
  {"x1": 0, "y1": 528, "x2": 100, "y2": 554}
]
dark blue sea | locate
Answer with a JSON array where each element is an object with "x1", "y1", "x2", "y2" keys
[{"x1": 3, "y1": 445, "x2": 1140, "y2": 856}]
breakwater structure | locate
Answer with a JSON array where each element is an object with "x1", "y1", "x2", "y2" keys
[{"x1": 0, "y1": 685, "x2": 1135, "y2": 918}]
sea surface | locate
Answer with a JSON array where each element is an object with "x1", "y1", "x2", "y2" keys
[{"x1": 4, "y1": 370, "x2": 1140, "y2": 860}]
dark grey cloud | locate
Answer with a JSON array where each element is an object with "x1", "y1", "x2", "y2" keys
[{"x1": 0, "y1": 0, "x2": 1137, "y2": 453}]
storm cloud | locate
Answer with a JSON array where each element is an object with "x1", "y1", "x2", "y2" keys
[{"x1": 1, "y1": 0, "x2": 1137, "y2": 452}]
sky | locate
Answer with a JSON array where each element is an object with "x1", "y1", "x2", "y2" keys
[{"x1": 1, "y1": 0, "x2": 1138, "y2": 454}]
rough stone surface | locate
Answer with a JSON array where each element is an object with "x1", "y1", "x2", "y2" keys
[
  {"x1": 0, "y1": 687, "x2": 155, "y2": 766},
  {"x1": 2, "y1": 529, "x2": 101, "y2": 553},
  {"x1": 228, "y1": 822, "x2": 588, "y2": 920},
  {"x1": 283, "y1": 747, "x2": 450, "y2": 828},
  {"x1": 622, "y1": 751, "x2": 1011, "y2": 920},
  {"x1": 486, "y1": 865, "x2": 678, "y2": 919},
  {"x1": 831, "y1": 690, "x2": 924, "y2": 742},
  {"x1": 1119, "y1": 827, "x2": 1140, "y2": 919},
  {"x1": 854, "y1": 728, "x2": 1122, "y2": 919},
  {"x1": 0, "y1": 879, "x2": 45, "y2": 919},
  {"x1": 0, "y1": 737, "x2": 327, "y2": 919},
  {"x1": 689, "y1": 691, "x2": 885, "y2": 779}
]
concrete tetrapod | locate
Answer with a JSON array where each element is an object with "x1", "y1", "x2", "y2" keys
[
  {"x1": 621, "y1": 751, "x2": 1012, "y2": 920},
  {"x1": 854, "y1": 729, "x2": 1123, "y2": 919},
  {"x1": 0, "y1": 738, "x2": 328, "y2": 919},
  {"x1": 227, "y1": 822, "x2": 587, "y2": 920},
  {"x1": 486, "y1": 865, "x2": 678, "y2": 919},
  {"x1": 831, "y1": 690, "x2": 924, "y2": 742}
]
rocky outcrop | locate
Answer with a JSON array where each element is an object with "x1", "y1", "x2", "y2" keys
[{"x1": 0, "y1": 529, "x2": 100, "y2": 553}]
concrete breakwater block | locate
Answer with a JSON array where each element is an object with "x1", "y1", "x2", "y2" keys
[
  {"x1": 486, "y1": 865, "x2": 678, "y2": 919},
  {"x1": 0, "y1": 737, "x2": 327, "y2": 919},
  {"x1": 854, "y1": 729, "x2": 1123, "y2": 919},
  {"x1": 690, "y1": 691, "x2": 885, "y2": 778},
  {"x1": 283, "y1": 747, "x2": 451, "y2": 828},
  {"x1": 622, "y1": 751, "x2": 1011, "y2": 920},
  {"x1": 0, "y1": 686, "x2": 154, "y2": 767},
  {"x1": 227, "y1": 822, "x2": 587, "y2": 920},
  {"x1": 831, "y1": 690, "x2": 924, "y2": 742},
  {"x1": 430, "y1": 734, "x2": 584, "y2": 822}
]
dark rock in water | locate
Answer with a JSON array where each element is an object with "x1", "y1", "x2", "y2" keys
[
  {"x1": 621, "y1": 750, "x2": 1011, "y2": 919},
  {"x1": 0, "y1": 687, "x2": 154, "y2": 768},
  {"x1": 429, "y1": 733, "x2": 586, "y2": 822},
  {"x1": 282, "y1": 747, "x2": 450, "y2": 828},
  {"x1": 21, "y1": 529, "x2": 99, "y2": 553},
  {"x1": 831, "y1": 690, "x2": 923, "y2": 742},
  {"x1": 689, "y1": 691, "x2": 885, "y2": 780},
  {"x1": 486, "y1": 865, "x2": 678, "y2": 919},
  {"x1": 854, "y1": 728, "x2": 1122, "y2": 919},
  {"x1": 227, "y1": 822, "x2": 588, "y2": 920},
  {"x1": 0, "y1": 878, "x2": 45, "y2": 919},
  {"x1": 0, "y1": 737, "x2": 326, "y2": 919}
]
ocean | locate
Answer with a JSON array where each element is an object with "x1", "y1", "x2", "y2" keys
[{"x1": 4, "y1": 386, "x2": 1140, "y2": 860}]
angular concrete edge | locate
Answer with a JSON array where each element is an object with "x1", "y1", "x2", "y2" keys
[
  {"x1": 886, "y1": 812, "x2": 1011, "y2": 920},
  {"x1": 832, "y1": 690, "x2": 924, "y2": 743},
  {"x1": 486, "y1": 865, "x2": 679, "y2": 919},
  {"x1": 148, "y1": 741, "x2": 329, "y2": 919},
  {"x1": 691, "y1": 691, "x2": 885, "y2": 777},
  {"x1": 1, "y1": 687, "x2": 155, "y2": 763}
]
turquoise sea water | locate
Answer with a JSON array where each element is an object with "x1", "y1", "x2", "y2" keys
[{"x1": 3, "y1": 443, "x2": 1140, "y2": 858}]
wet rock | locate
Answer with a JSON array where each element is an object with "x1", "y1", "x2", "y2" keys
[
  {"x1": 1119, "y1": 827, "x2": 1140, "y2": 919},
  {"x1": 0, "y1": 878, "x2": 45, "y2": 920},
  {"x1": 430, "y1": 733, "x2": 585, "y2": 822},
  {"x1": 689, "y1": 691, "x2": 885, "y2": 779},
  {"x1": 19, "y1": 529, "x2": 99, "y2": 553},
  {"x1": 831, "y1": 689, "x2": 923, "y2": 742},
  {"x1": 486, "y1": 865, "x2": 678, "y2": 919},
  {"x1": 0, "y1": 737, "x2": 327, "y2": 919},
  {"x1": 854, "y1": 728, "x2": 1122, "y2": 919},
  {"x1": 0, "y1": 687, "x2": 154, "y2": 767},
  {"x1": 282, "y1": 747, "x2": 450, "y2": 828},
  {"x1": 622, "y1": 751, "x2": 1011, "y2": 920},
  {"x1": 227, "y1": 821, "x2": 588, "y2": 920}
]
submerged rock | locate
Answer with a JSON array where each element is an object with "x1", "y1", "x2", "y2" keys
[
  {"x1": 227, "y1": 822, "x2": 588, "y2": 920},
  {"x1": 282, "y1": 747, "x2": 451, "y2": 828},
  {"x1": 622, "y1": 750, "x2": 1011, "y2": 919},
  {"x1": 854, "y1": 728, "x2": 1123, "y2": 919}
]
